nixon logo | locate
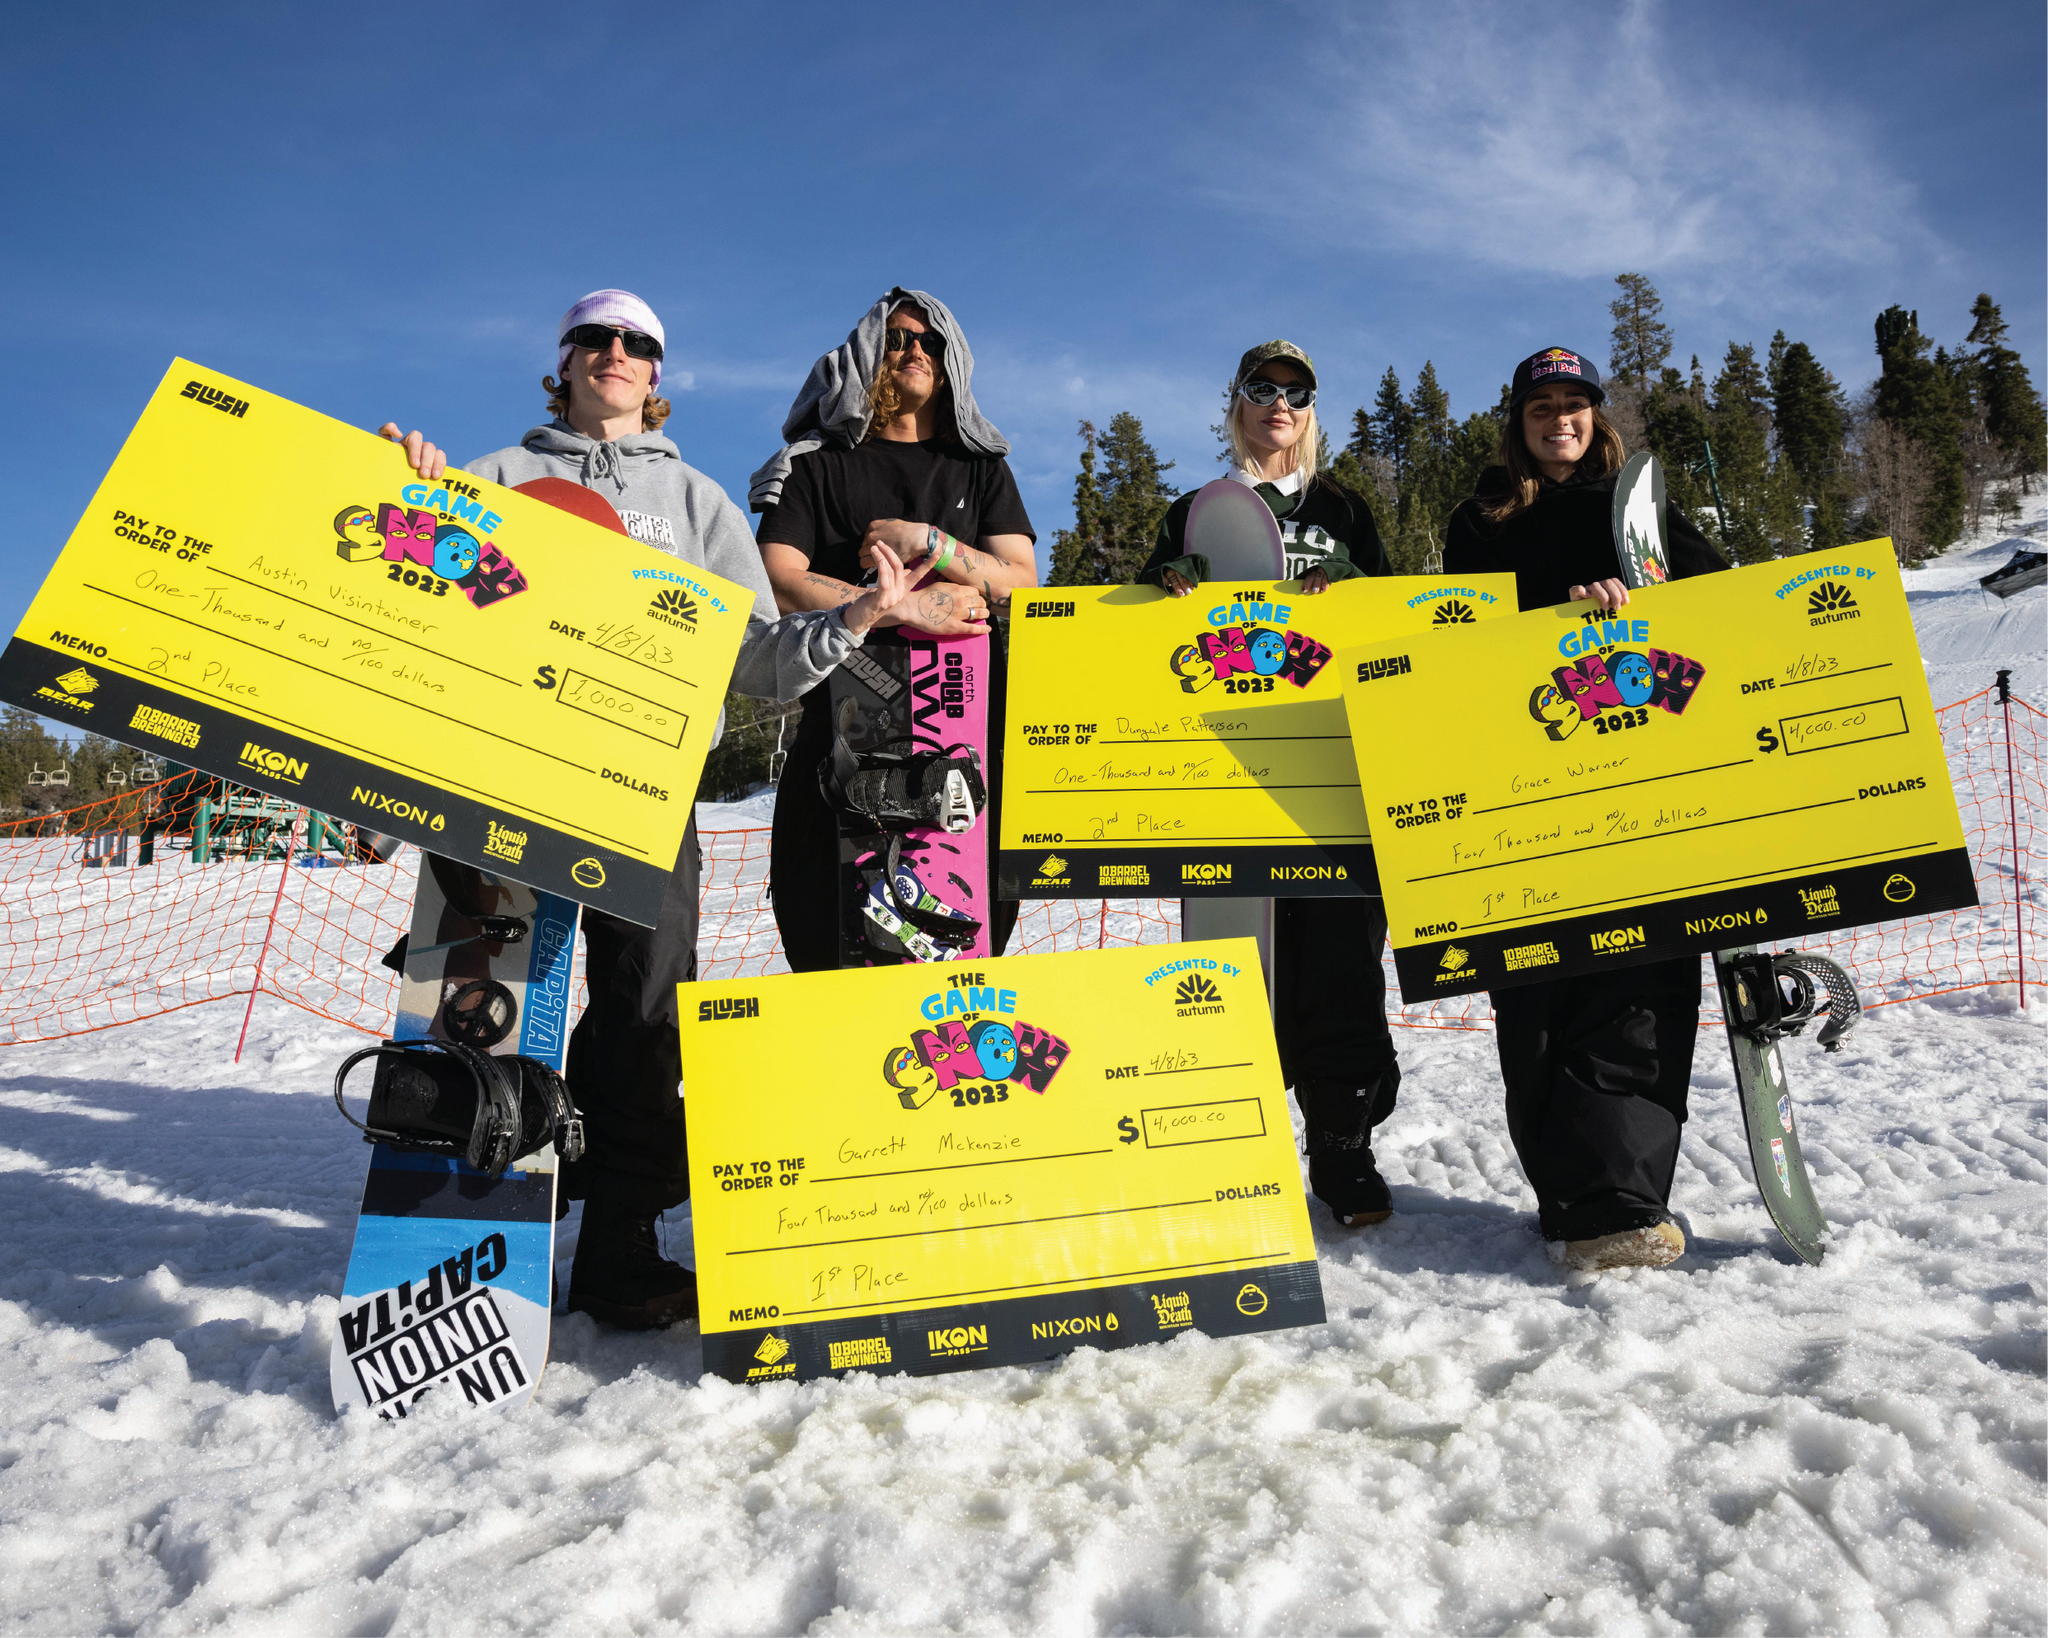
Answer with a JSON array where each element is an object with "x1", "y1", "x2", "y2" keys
[
  {"x1": 1590, "y1": 925, "x2": 1647, "y2": 953},
  {"x1": 698, "y1": 997, "x2": 761, "y2": 1022},
  {"x1": 1356, "y1": 654, "x2": 1413, "y2": 681}
]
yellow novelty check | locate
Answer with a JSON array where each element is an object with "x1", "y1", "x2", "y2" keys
[
  {"x1": 1339, "y1": 540, "x2": 1975, "y2": 1001},
  {"x1": 680, "y1": 941, "x2": 1324, "y2": 1384},
  {"x1": 997, "y1": 576, "x2": 1514, "y2": 898},
  {"x1": 0, "y1": 360, "x2": 753, "y2": 923}
]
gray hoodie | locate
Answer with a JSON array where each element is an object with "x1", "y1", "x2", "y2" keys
[
  {"x1": 464, "y1": 420, "x2": 861, "y2": 743},
  {"x1": 747, "y1": 287, "x2": 1010, "y2": 511}
]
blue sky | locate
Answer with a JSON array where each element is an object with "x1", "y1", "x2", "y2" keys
[{"x1": 3, "y1": 0, "x2": 2041, "y2": 640}]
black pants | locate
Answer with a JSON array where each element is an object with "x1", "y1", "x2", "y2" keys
[
  {"x1": 562, "y1": 816, "x2": 700, "y2": 1215},
  {"x1": 771, "y1": 714, "x2": 1019, "y2": 973},
  {"x1": 1491, "y1": 956, "x2": 1702, "y2": 1241},
  {"x1": 1274, "y1": 895, "x2": 1401, "y2": 1175}
]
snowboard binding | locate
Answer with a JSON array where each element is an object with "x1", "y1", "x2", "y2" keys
[
  {"x1": 332, "y1": 1038, "x2": 584, "y2": 1176},
  {"x1": 824, "y1": 733, "x2": 986, "y2": 836},
  {"x1": 1724, "y1": 952, "x2": 1863, "y2": 1051}
]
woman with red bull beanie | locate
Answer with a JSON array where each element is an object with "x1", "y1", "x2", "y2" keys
[{"x1": 1443, "y1": 345, "x2": 1726, "y2": 1271}]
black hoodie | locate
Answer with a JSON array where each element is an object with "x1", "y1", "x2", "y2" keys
[{"x1": 1443, "y1": 464, "x2": 1726, "y2": 612}]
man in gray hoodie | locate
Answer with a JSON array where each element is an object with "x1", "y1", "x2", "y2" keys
[{"x1": 380, "y1": 288, "x2": 910, "y2": 1329}]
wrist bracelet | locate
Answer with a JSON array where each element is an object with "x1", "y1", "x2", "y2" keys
[{"x1": 926, "y1": 526, "x2": 957, "y2": 572}]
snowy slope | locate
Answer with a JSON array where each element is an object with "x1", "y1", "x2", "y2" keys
[{"x1": 0, "y1": 510, "x2": 2042, "y2": 1636}]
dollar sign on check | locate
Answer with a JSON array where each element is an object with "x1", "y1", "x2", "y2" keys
[{"x1": 1117, "y1": 1116, "x2": 1139, "y2": 1144}]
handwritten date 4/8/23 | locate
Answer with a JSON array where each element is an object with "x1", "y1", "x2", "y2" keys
[{"x1": 809, "y1": 1262, "x2": 909, "y2": 1304}]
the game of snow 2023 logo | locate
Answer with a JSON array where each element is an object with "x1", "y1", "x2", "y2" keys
[
  {"x1": 1169, "y1": 591, "x2": 1332, "y2": 696},
  {"x1": 332, "y1": 477, "x2": 528, "y2": 609},
  {"x1": 881, "y1": 976, "x2": 1072, "y2": 1110},
  {"x1": 1529, "y1": 613, "x2": 1706, "y2": 742}
]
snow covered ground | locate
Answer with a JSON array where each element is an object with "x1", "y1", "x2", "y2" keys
[{"x1": 1, "y1": 514, "x2": 2042, "y2": 1635}]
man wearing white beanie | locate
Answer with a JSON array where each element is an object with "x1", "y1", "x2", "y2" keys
[{"x1": 380, "y1": 289, "x2": 911, "y2": 1328}]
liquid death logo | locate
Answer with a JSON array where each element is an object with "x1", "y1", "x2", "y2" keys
[{"x1": 339, "y1": 1232, "x2": 530, "y2": 1418}]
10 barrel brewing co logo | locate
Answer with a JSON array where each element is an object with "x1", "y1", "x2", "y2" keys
[{"x1": 880, "y1": 975, "x2": 1073, "y2": 1111}]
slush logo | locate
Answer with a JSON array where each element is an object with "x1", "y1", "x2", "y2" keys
[
  {"x1": 1356, "y1": 654, "x2": 1413, "y2": 682},
  {"x1": 1590, "y1": 925, "x2": 1646, "y2": 953},
  {"x1": 239, "y1": 742, "x2": 306, "y2": 784},
  {"x1": 648, "y1": 588, "x2": 698, "y2": 629},
  {"x1": 698, "y1": 996, "x2": 760, "y2": 1022},
  {"x1": 1026, "y1": 600, "x2": 1076, "y2": 617},
  {"x1": 1431, "y1": 600, "x2": 1475, "y2": 624},
  {"x1": 838, "y1": 647, "x2": 904, "y2": 703},
  {"x1": 180, "y1": 379, "x2": 249, "y2": 418}
]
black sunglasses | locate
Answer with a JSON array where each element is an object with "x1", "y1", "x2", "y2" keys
[
  {"x1": 561, "y1": 323, "x2": 664, "y2": 362},
  {"x1": 1240, "y1": 378, "x2": 1315, "y2": 410},
  {"x1": 885, "y1": 327, "x2": 945, "y2": 357}
]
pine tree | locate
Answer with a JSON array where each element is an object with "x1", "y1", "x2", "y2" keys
[
  {"x1": 1772, "y1": 340, "x2": 1851, "y2": 550},
  {"x1": 1608, "y1": 274, "x2": 1674, "y2": 389},
  {"x1": 1872, "y1": 306, "x2": 1966, "y2": 550},
  {"x1": 1644, "y1": 364, "x2": 1715, "y2": 532},
  {"x1": 1048, "y1": 420, "x2": 1103, "y2": 586},
  {"x1": 1709, "y1": 342, "x2": 1775, "y2": 562},
  {"x1": 1965, "y1": 294, "x2": 2048, "y2": 493},
  {"x1": 1050, "y1": 413, "x2": 1177, "y2": 585}
]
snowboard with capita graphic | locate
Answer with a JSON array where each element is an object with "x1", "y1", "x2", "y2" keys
[
  {"x1": 826, "y1": 625, "x2": 992, "y2": 967},
  {"x1": 328, "y1": 477, "x2": 630, "y2": 1417},
  {"x1": 1610, "y1": 454, "x2": 1851, "y2": 1265},
  {"x1": 329, "y1": 857, "x2": 581, "y2": 1417}
]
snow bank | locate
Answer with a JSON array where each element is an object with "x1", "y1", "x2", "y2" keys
[{"x1": 0, "y1": 504, "x2": 2042, "y2": 1634}]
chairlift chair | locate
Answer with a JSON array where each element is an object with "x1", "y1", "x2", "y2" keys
[
  {"x1": 28, "y1": 763, "x2": 46, "y2": 787},
  {"x1": 105, "y1": 764, "x2": 128, "y2": 788},
  {"x1": 47, "y1": 762, "x2": 70, "y2": 788}
]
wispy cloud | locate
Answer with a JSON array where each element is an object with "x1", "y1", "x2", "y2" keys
[{"x1": 1247, "y1": 0, "x2": 1937, "y2": 309}]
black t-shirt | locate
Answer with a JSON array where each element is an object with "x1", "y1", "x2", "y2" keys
[
  {"x1": 1444, "y1": 464, "x2": 1727, "y2": 612},
  {"x1": 756, "y1": 438, "x2": 1036, "y2": 584},
  {"x1": 1140, "y1": 475, "x2": 1391, "y2": 586}
]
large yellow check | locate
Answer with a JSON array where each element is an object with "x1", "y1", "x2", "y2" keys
[
  {"x1": 679, "y1": 942, "x2": 1324, "y2": 1384},
  {"x1": 997, "y1": 576, "x2": 1514, "y2": 898},
  {"x1": 0, "y1": 361, "x2": 753, "y2": 923},
  {"x1": 1341, "y1": 540, "x2": 1976, "y2": 1001}
]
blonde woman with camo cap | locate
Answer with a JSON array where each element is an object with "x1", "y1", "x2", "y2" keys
[{"x1": 1139, "y1": 340, "x2": 1403, "y2": 1229}]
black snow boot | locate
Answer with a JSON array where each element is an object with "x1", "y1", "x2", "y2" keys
[
  {"x1": 566, "y1": 1202, "x2": 698, "y2": 1329},
  {"x1": 1296, "y1": 1071, "x2": 1398, "y2": 1227}
]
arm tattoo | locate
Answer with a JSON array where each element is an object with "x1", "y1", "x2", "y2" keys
[{"x1": 803, "y1": 572, "x2": 861, "y2": 607}]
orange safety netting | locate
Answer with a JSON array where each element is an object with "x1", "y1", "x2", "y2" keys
[{"x1": 0, "y1": 687, "x2": 2036, "y2": 1049}]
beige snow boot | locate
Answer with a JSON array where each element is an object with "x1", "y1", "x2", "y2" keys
[{"x1": 1564, "y1": 1221, "x2": 1684, "y2": 1271}]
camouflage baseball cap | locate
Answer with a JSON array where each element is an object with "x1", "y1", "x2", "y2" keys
[{"x1": 1233, "y1": 339, "x2": 1317, "y2": 392}]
